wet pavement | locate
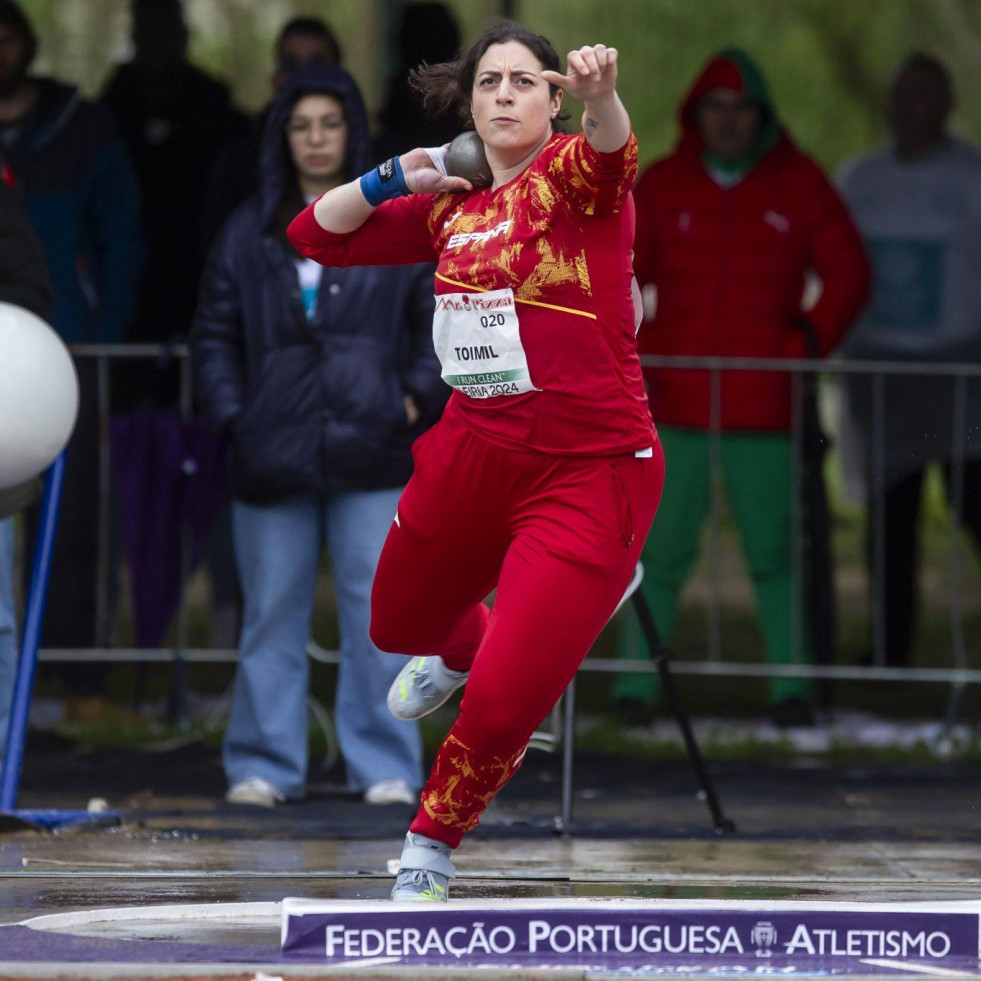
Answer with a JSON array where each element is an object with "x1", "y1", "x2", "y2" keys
[{"x1": 0, "y1": 741, "x2": 980, "y2": 977}]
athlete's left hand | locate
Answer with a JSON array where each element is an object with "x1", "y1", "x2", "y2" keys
[
  {"x1": 541, "y1": 45, "x2": 618, "y2": 102},
  {"x1": 400, "y1": 147, "x2": 472, "y2": 195}
]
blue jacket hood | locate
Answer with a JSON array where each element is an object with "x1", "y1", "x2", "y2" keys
[
  {"x1": 260, "y1": 63, "x2": 372, "y2": 229},
  {"x1": 9, "y1": 78, "x2": 82, "y2": 162}
]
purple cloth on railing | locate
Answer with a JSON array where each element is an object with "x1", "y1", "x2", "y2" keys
[{"x1": 110, "y1": 408, "x2": 229, "y2": 648}]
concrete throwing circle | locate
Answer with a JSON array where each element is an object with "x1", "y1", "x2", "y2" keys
[
  {"x1": 6, "y1": 902, "x2": 282, "y2": 965},
  {"x1": 22, "y1": 901, "x2": 281, "y2": 945}
]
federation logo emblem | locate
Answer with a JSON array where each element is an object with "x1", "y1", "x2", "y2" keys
[{"x1": 751, "y1": 921, "x2": 777, "y2": 957}]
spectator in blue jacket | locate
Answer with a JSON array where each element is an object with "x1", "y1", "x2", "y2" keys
[
  {"x1": 0, "y1": 0, "x2": 140, "y2": 345},
  {"x1": 0, "y1": 0, "x2": 141, "y2": 700},
  {"x1": 190, "y1": 63, "x2": 446, "y2": 808}
]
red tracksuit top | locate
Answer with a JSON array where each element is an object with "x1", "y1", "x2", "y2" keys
[
  {"x1": 633, "y1": 59, "x2": 871, "y2": 432},
  {"x1": 289, "y1": 132, "x2": 656, "y2": 457}
]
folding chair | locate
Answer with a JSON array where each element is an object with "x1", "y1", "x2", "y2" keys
[{"x1": 532, "y1": 563, "x2": 735, "y2": 834}]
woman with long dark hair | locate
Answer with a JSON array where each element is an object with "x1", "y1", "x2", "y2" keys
[{"x1": 289, "y1": 23, "x2": 663, "y2": 901}]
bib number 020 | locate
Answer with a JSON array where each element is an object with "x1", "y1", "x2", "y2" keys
[{"x1": 432, "y1": 287, "x2": 539, "y2": 400}]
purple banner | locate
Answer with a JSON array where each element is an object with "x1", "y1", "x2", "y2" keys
[{"x1": 282, "y1": 903, "x2": 980, "y2": 973}]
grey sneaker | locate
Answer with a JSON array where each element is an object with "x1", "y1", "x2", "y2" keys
[
  {"x1": 390, "y1": 832, "x2": 455, "y2": 902},
  {"x1": 387, "y1": 656, "x2": 469, "y2": 720}
]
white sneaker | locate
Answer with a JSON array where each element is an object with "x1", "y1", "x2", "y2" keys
[
  {"x1": 225, "y1": 775, "x2": 283, "y2": 807},
  {"x1": 364, "y1": 778, "x2": 416, "y2": 806},
  {"x1": 390, "y1": 832, "x2": 455, "y2": 902},
  {"x1": 387, "y1": 656, "x2": 469, "y2": 720}
]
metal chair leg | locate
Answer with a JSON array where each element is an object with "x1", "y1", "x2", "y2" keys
[
  {"x1": 554, "y1": 676, "x2": 577, "y2": 834},
  {"x1": 1, "y1": 453, "x2": 66, "y2": 811},
  {"x1": 630, "y1": 589, "x2": 735, "y2": 833}
]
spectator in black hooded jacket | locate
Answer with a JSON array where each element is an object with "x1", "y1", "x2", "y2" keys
[{"x1": 190, "y1": 62, "x2": 446, "y2": 809}]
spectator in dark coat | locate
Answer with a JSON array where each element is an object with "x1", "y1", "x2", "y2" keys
[
  {"x1": 0, "y1": 167, "x2": 53, "y2": 765},
  {"x1": 190, "y1": 63, "x2": 446, "y2": 808},
  {"x1": 102, "y1": 0, "x2": 248, "y2": 407},
  {"x1": 0, "y1": 0, "x2": 141, "y2": 684},
  {"x1": 101, "y1": 0, "x2": 250, "y2": 657}
]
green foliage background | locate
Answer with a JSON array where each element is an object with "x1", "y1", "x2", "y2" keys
[{"x1": 16, "y1": 0, "x2": 981, "y2": 172}]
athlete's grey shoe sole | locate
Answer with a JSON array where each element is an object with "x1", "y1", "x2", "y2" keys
[{"x1": 387, "y1": 656, "x2": 470, "y2": 720}]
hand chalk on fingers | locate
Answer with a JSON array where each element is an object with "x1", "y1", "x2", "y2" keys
[{"x1": 422, "y1": 145, "x2": 449, "y2": 176}]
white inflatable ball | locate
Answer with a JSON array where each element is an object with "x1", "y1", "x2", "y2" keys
[{"x1": 0, "y1": 301, "x2": 79, "y2": 490}]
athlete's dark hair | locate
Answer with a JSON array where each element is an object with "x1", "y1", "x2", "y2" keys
[
  {"x1": 0, "y1": 0, "x2": 37, "y2": 65},
  {"x1": 409, "y1": 21, "x2": 570, "y2": 132},
  {"x1": 275, "y1": 15, "x2": 342, "y2": 67}
]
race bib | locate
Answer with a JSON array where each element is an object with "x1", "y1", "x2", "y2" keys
[{"x1": 433, "y1": 288, "x2": 539, "y2": 400}]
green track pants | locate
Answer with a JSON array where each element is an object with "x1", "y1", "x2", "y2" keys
[{"x1": 612, "y1": 426, "x2": 812, "y2": 706}]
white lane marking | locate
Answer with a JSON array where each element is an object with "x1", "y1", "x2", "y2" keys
[
  {"x1": 335, "y1": 957, "x2": 399, "y2": 968},
  {"x1": 861, "y1": 959, "x2": 979, "y2": 977}
]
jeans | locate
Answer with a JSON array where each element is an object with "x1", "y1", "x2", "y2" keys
[
  {"x1": 0, "y1": 518, "x2": 17, "y2": 761},
  {"x1": 224, "y1": 488, "x2": 422, "y2": 799}
]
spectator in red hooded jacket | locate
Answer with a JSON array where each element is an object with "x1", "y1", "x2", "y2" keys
[{"x1": 612, "y1": 49, "x2": 870, "y2": 728}]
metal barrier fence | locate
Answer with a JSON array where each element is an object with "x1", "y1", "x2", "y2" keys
[
  {"x1": 23, "y1": 346, "x2": 981, "y2": 697},
  {"x1": 634, "y1": 353, "x2": 981, "y2": 688}
]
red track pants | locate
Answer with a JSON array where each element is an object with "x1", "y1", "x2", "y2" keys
[{"x1": 370, "y1": 414, "x2": 664, "y2": 847}]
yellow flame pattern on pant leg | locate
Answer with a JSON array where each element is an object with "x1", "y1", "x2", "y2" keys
[{"x1": 422, "y1": 733, "x2": 528, "y2": 832}]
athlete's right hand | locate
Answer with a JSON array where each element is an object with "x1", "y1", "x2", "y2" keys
[{"x1": 400, "y1": 147, "x2": 473, "y2": 195}]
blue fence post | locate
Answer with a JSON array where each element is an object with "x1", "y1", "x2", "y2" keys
[{"x1": 0, "y1": 451, "x2": 66, "y2": 810}]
